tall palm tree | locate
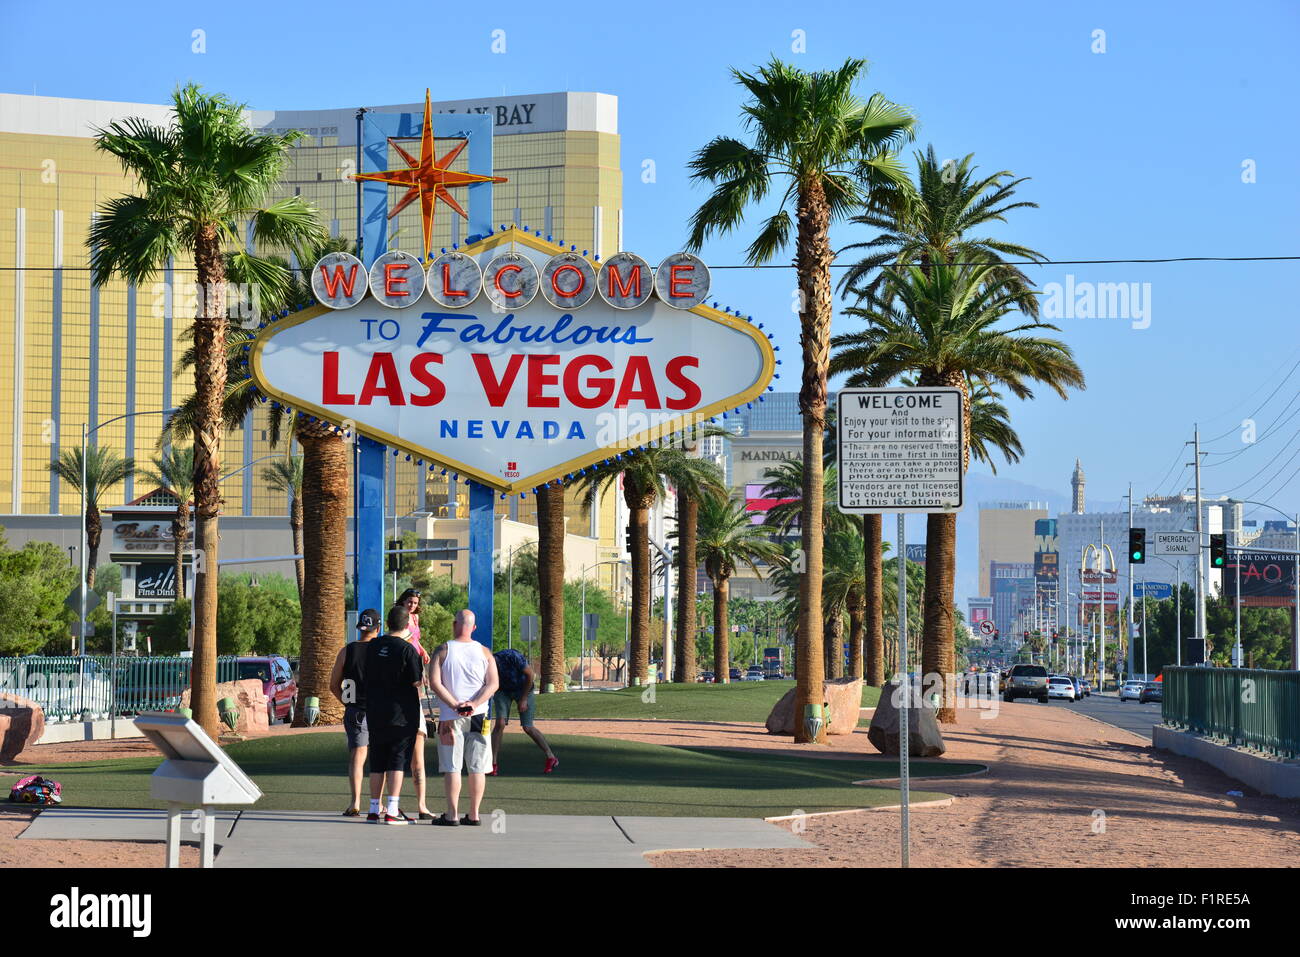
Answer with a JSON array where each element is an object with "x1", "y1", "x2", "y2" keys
[
  {"x1": 138, "y1": 446, "x2": 194, "y2": 599},
  {"x1": 88, "y1": 83, "x2": 324, "y2": 737},
  {"x1": 671, "y1": 455, "x2": 728, "y2": 684},
  {"x1": 836, "y1": 146, "x2": 1046, "y2": 315},
  {"x1": 535, "y1": 480, "x2": 567, "y2": 693},
  {"x1": 261, "y1": 454, "x2": 305, "y2": 601},
  {"x1": 831, "y1": 264, "x2": 1084, "y2": 720},
  {"x1": 574, "y1": 442, "x2": 715, "y2": 685},
  {"x1": 695, "y1": 496, "x2": 782, "y2": 683},
  {"x1": 686, "y1": 57, "x2": 914, "y2": 740},
  {"x1": 49, "y1": 446, "x2": 134, "y2": 589}
]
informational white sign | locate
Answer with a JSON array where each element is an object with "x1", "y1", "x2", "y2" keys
[
  {"x1": 836, "y1": 388, "x2": 964, "y2": 514},
  {"x1": 1154, "y1": 532, "x2": 1198, "y2": 556},
  {"x1": 252, "y1": 231, "x2": 775, "y2": 494}
]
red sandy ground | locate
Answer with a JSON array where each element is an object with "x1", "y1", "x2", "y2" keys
[{"x1": 4, "y1": 704, "x2": 1299, "y2": 867}]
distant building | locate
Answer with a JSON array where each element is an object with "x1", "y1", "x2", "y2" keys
[
  {"x1": 1071, "y1": 459, "x2": 1086, "y2": 514},
  {"x1": 990, "y1": 561, "x2": 1035, "y2": 636},
  {"x1": 978, "y1": 501, "x2": 1049, "y2": 598}
]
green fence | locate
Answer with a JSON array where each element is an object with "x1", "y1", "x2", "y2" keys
[
  {"x1": 1162, "y1": 666, "x2": 1300, "y2": 759},
  {"x1": 0, "y1": 656, "x2": 242, "y2": 722}
]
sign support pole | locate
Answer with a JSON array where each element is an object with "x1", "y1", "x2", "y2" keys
[
  {"x1": 355, "y1": 437, "x2": 386, "y2": 617},
  {"x1": 897, "y1": 512, "x2": 909, "y2": 869},
  {"x1": 468, "y1": 482, "x2": 495, "y2": 649}
]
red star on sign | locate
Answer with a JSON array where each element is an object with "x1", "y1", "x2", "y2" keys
[{"x1": 351, "y1": 89, "x2": 507, "y2": 261}]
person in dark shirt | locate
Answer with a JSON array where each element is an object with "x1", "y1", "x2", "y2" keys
[
  {"x1": 362, "y1": 605, "x2": 424, "y2": 825},
  {"x1": 330, "y1": 608, "x2": 380, "y2": 818}
]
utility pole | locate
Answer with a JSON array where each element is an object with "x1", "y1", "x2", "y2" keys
[
  {"x1": 1126, "y1": 482, "x2": 1135, "y2": 678},
  {"x1": 1188, "y1": 426, "x2": 1207, "y2": 662}
]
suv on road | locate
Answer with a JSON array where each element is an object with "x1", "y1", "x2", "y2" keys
[{"x1": 1003, "y1": 664, "x2": 1049, "y2": 703}]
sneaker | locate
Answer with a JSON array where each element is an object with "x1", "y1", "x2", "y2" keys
[
  {"x1": 366, "y1": 812, "x2": 380, "y2": 823},
  {"x1": 460, "y1": 815, "x2": 482, "y2": 826},
  {"x1": 382, "y1": 812, "x2": 409, "y2": 826},
  {"x1": 431, "y1": 813, "x2": 460, "y2": 827},
  {"x1": 488, "y1": 764, "x2": 499, "y2": 776},
  {"x1": 544, "y1": 756, "x2": 559, "y2": 774}
]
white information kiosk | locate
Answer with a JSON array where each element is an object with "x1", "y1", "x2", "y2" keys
[{"x1": 135, "y1": 713, "x2": 263, "y2": 868}]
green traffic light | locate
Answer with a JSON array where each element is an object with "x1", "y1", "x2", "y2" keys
[{"x1": 1132, "y1": 551, "x2": 1143, "y2": 561}]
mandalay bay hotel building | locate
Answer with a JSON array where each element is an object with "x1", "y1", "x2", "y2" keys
[{"x1": 0, "y1": 90, "x2": 636, "y2": 614}]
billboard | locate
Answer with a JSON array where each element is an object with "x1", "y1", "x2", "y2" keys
[
  {"x1": 1034, "y1": 518, "x2": 1058, "y2": 582},
  {"x1": 1223, "y1": 551, "x2": 1299, "y2": 608},
  {"x1": 135, "y1": 563, "x2": 178, "y2": 600}
]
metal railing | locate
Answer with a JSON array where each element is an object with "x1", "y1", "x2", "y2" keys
[
  {"x1": 0, "y1": 655, "x2": 242, "y2": 723},
  {"x1": 1162, "y1": 666, "x2": 1300, "y2": 759}
]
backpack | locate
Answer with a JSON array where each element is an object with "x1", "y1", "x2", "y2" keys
[
  {"x1": 9, "y1": 774, "x2": 62, "y2": 806},
  {"x1": 494, "y1": 649, "x2": 529, "y2": 696}
]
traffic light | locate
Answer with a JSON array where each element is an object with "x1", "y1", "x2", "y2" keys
[
  {"x1": 1128, "y1": 527, "x2": 1146, "y2": 564},
  {"x1": 387, "y1": 538, "x2": 401, "y2": 573},
  {"x1": 1210, "y1": 533, "x2": 1227, "y2": 569}
]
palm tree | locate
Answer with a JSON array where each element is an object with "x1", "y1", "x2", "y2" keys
[
  {"x1": 261, "y1": 454, "x2": 305, "y2": 601},
  {"x1": 836, "y1": 146, "x2": 1046, "y2": 315},
  {"x1": 671, "y1": 456, "x2": 728, "y2": 683},
  {"x1": 831, "y1": 264, "x2": 1084, "y2": 720},
  {"x1": 574, "y1": 442, "x2": 717, "y2": 685},
  {"x1": 138, "y1": 446, "x2": 194, "y2": 599},
  {"x1": 823, "y1": 525, "x2": 866, "y2": 679},
  {"x1": 686, "y1": 57, "x2": 914, "y2": 740},
  {"x1": 49, "y1": 446, "x2": 134, "y2": 589},
  {"x1": 695, "y1": 496, "x2": 782, "y2": 683},
  {"x1": 88, "y1": 83, "x2": 325, "y2": 737},
  {"x1": 535, "y1": 480, "x2": 567, "y2": 693}
]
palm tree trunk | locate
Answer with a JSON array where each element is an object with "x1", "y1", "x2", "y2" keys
[
  {"x1": 864, "y1": 514, "x2": 884, "y2": 686},
  {"x1": 188, "y1": 225, "x2": 226, "y2": 739},
  {"x1": 294, "y1": 428, "x2": 349, "y2": 725},
  {"x1": 290, "y1": 494, "x2": 305, "y2": 603},
  {"x1": 86, "y1": 505, "x2": 102, "y2": 589},
  {"x1": 172, "y1": 502, "x2": 189, "y2": 599},
  {"x1": 848, "y1": 586, "x2": 865, "y2": 680},
  {"x1": 674, "y1": 495, "x2": 698, "y2": 683},
  {"x1": 537, "y1": 483, "x2": 567, "y2": 692},
  {"x1": 794, "y1": 178, "x2": 832, "y2": 743},
  {"x1": 825, "y1": 610, "x2": 844, "y2": 678},
  {"x1": 625, "y1": 481, "x2": 654, "y2": 685},
  {"x1": 712, "y1": 575, "x2": 729, "y2": 682},
  {"x1": 922, "y1": 512, "x2": 958, "y2": 722}
]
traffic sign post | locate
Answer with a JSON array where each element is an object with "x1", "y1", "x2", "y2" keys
[{"x1": 836, "y1": 387, "x2": 965, "y2": 870}]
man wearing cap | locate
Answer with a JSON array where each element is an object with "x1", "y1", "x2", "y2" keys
[{"x1": 330, "y1": 608, "x2": 381, "y2": 818}]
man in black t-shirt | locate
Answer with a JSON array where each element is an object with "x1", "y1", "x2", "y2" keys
[
  {"x1": 363, "y1": 604, "x2": 424, "y2": 825},
  {"x1": 329, "y1": 608, "x2": 380, "y2": 818}
]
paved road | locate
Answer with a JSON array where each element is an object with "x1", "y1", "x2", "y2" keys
[{"x1": 1058, "y1": 691, "x2": 1163, "y2": 740}]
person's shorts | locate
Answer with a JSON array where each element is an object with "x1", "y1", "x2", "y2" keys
[
  {"x1": 436, "y1": 714, "x2": 493, "y2": 774},
  {"x1": 344, "y1": 705, "x2": 368, "y2": 749},
  {"x1": 368, "y1": 728, "x2": 417, "y2": 773},
  {"x1": 490, "y1": 689, "x2": 535, "y2": 728}
]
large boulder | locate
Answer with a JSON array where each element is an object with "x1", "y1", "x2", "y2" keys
[
  {"x1": 0, "y1": 693, "x2": 45, "y2": 761},
  {"x1": 180, "y1": 679, "x2": 270, "y2": 734},
  {"x1": 867, "y1": 681, "x2": 946, "y2": 756},
  {"x1": 765, "y1": 677, "x2": 862, "y2": 736}
]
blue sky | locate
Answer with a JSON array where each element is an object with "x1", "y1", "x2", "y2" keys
[{"x1": 3, "y1": 0, "x2": 1299, "y2": 524}]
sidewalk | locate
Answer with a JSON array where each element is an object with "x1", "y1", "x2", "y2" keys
[
  {"x1": 647, "y1": 701, "x2": 1300, "y2": 867},
  {"x1": 16, "y1": 807, "x2": 811, "y2": 868}
]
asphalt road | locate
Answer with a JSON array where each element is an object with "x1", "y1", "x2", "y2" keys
[{"x1": 1057, "y1": 691, "x2": 1163, "y2": 741}]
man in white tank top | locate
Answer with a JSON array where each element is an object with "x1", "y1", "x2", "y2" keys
[{"x1": 427, "y1": 610, "x2": 499, "y2": 825}]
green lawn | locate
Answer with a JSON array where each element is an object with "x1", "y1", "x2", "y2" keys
[
  {"x1": 540, "y1": 679, "x2": 881, "y2": 723},
  {"x1": 23, "y1": 731, "x2": 971, "y2": 818}
]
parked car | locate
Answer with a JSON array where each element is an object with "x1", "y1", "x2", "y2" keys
[
  {"x1": 1002, "y1": 664, "x2": 1049, "y2": 703},
  {"x1": 1118, "y1": 680, "x2": 1146, "y2": 702},
  {"x1": 1139, "y1": 681, "x2": 1163, "y2": 704},
  {"x1": 728, "y1": 668, "x2": 743, "y2": 682},
  {"x1": 697, "y1": 671, "x2": 715, "y2": 683},
  {"x1": 235, "y1": 656, "x2": 298, "y2": 724},
  {"x1": 742, "y1": 669, "x2": 765, "y2": 682},
  {"x1": 1047, "y1": 676, "x2": 1076, "y2": 700}
]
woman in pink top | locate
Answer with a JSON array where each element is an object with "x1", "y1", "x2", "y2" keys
[{"x1": 398, "y1": 588, "x2": 433, "y2": 818}]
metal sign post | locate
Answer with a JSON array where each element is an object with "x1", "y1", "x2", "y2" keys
[
  {"x1": 897, "y1": 513, "x2": 909, "y2": 868},
  {"x1": 836, "y1": 387, "x2": 966, "y2": 870}
]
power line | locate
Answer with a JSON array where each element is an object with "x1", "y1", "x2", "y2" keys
[{"x1": 1201, "y1": 353, "x2": 1300, "y2": 445}]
